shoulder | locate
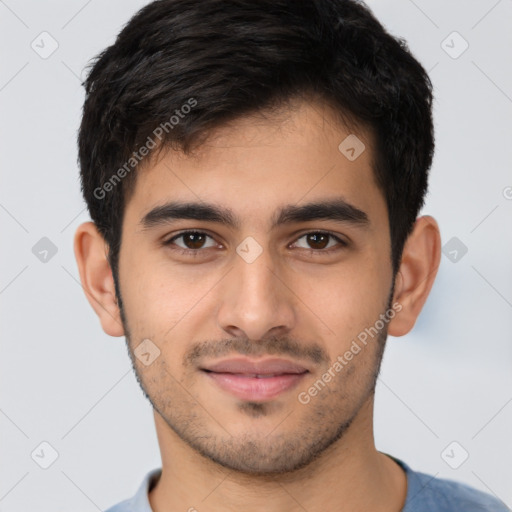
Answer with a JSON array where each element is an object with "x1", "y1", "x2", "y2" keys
[
  {"x1": 399, "y1": 459, "x2": 509, "y2": 512},
  {"x1": 104, "y1": 498, "x2": 132, "y2": 512},
  {"x1": 103, "y1": 468, "x2": 162, "y2": 512}
]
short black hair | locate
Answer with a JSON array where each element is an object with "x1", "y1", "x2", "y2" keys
[{"x1": 78, "y1": 0, "x2": 434, "y2": 289}]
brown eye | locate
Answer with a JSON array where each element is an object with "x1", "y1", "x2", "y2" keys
[
  {"x1": 293, "y1": 231, "x2": 347, "y2": 252},
  {"x1": 182, "y1": 232, "x2": 207, "y2": 249},
  {"x1": 165, "y1": 231, "x2": 217, "y2": 251},
  {"x1": 306, "y1": 233, "x2": 329, "y2": 249}
]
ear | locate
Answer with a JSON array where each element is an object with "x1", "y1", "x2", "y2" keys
[
  {"x1": 73, "y1": 221, "x2": 125, "y2": 337},
  {"x1": 388, "y1": 215, "x2": 441, "y2": 337}
]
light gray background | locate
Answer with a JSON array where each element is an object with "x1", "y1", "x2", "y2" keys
[{"x1": 1, "y1": 1, "x2": 511, "y2": 510}]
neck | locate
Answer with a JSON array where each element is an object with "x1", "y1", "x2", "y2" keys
[{"x1": 148, "y1": 396, "x2": 407, "y2": 512}]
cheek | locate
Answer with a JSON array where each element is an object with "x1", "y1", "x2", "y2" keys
[
  {"x1": 118, "y1": 250, "x2": 175, "y2": 336},
  {"x1": 119, "y1": 251, "x2": 218, "y2": 342},
  {"x1": 295, "y1": 262, "x2": 389, "y2": 334}
]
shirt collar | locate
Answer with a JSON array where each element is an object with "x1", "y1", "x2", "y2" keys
[{"x1": 129, "y1": 455, "x2": 417, "y2": 511}]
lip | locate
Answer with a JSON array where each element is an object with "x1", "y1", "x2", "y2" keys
[
  {"x1": 200, "y1": 357, "x2": 310, "y2": 402},
  {"x1": 201, "y1": 357, "x2": 309, "y2": 375}
]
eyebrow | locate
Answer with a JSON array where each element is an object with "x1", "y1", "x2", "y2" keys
[{"x1": 140, "y1": 198, "x2": 370, "y2": 231}]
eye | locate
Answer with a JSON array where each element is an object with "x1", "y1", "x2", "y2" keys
[
  {"x1": 292, "y1": 231, "x2": 347, "y2": 252},
  {"x1": 162, "y1": 230, "x2": 347, "y2": 256},
  {"x1": 164, "y1": 231, "x2": 218, "y2": 252}
]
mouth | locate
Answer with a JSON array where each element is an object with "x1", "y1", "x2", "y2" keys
[{"x1": 200, "y1": 357, "x2": 310, "y2": 402}]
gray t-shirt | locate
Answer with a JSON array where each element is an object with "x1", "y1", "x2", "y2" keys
[{"x1": 105, "y1": 456, "x2": 509, "y2": 511}]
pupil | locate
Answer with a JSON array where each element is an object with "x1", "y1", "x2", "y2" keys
[
  {"x1": 185, "y1": 233, "x2": 205, "y2": 249},
  {"x1": 308, "y1": 233, "x2": 328, "y2": 249}
]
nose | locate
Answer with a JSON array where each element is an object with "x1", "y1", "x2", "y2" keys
[{"x1": 216, "y1": 244, "x2": 296, "y2": 342}]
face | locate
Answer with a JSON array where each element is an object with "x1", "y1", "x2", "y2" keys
[{"x1": 116, "y1": 100, "x2": 396, "y2": 475}]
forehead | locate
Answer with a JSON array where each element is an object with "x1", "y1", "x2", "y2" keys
[{"x1": 123, "y1": 99, "x2": 386, "y2": 231}]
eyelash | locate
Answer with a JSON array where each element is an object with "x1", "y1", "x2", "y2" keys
[{"x1": 163, "y1": 230, "x2": 348, "y2": 257}]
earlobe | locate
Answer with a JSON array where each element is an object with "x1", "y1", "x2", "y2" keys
[
  {"x1": 73, "y1": 221, "x2": 125, "y2": 337},
  {"x1": 388, "y1": 215, "x2": 441, "y2": 337}
]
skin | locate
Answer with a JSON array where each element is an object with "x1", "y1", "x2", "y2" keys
[{"x1": 74, "y1": 99, "x2": 441, "y2": 512}]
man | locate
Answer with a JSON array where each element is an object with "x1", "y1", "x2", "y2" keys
[{"x1": 73, "y1": 0, "x2": 508, "y2": 510}]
